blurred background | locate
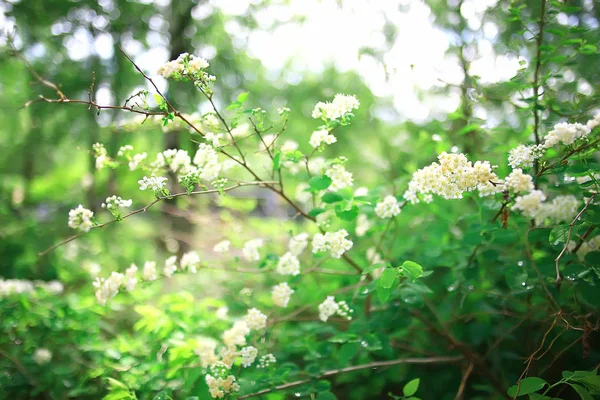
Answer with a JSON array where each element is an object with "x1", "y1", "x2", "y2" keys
[{"x1": 1, "y1": 0, "x2": 599, "y2": 398}]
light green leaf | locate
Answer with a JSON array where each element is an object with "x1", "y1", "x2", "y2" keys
[
  {"x1": 403, "y1": 378, "x2": 420, "y2": 397},
  {"x1": 400, "y1": 261, "x2": 423, "y2": 281},
  {"x1": 507, "y1": 377, "x2": 547, "y2": 397}
]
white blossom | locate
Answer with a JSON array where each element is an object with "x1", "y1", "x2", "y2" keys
[
  {"x1": 124, "y1": 264, "x2": 138, "y2": 291},
  {"x1": 129, "y1": 152, "x2": 147, "y2": 171},
  {"x1": 295, "y1": 183, "x2": 312, "y2": 204},
  {"x1": 213, "y1": 240, "x2": 231, "y2": 253},
  {"x1": 163, "y1": 256, "x2": 178, "y2": 277},
  {"x1": 276, "y1": 252, "x2": 301, "y2": 276},
  {"x1": 242, "y1": 239, "x2": 263, "y2": 262},
  {"x1": 205, "y1": 374, "x2": 240, "y2": 399},
  {"x1": 222, "y1": 321, "x2": 250, "y2": 347},
  {"x1": 505, "y1": 169, "x2": 535, "y2": 193},
  {"x1": 272, "y1": 282, "x2": 294, "y2": 307},
  {"x1": 93, "y1": 272, "x2": 124, "y2": 306},
  {"x1": 33, "y1": 348, "x2": 52, "y2": 365},
  {"x1": 309, "y1": 129, "x2": 337, "y2": 148},
  {"x1": 508, "y1": 144, "x2": 545, "y2": 169},
  {"x1": 375, "y1": 196, "x2": 401, "y2": 218},
  {"x1": 195, "y1": 338, "x2": 218, "y2": 368},
  {"x1": 312, "y1": 94, "x2": 359, "y2": 120},
  {"x1": 68, "y1": 205, "x2": 94, "y2": 232},
  {"x1": 355, "y1": 214, "x2": 371, "y2": 237},
  {"x1": 138, "y1": 176, "x2": 168, "y2": 192},
  {"x1": 288, "y1": 233, "x2": 309, "y2": 256},
  {"x1": 240, "y1": 346, "x2": 258, "y2": 367},
  {"x1": 543, "y1": 122, "x2": 591, "y2": 148},
  {"x1": 244, "y1": 308, "x2": 267, "y2": 331},
  {"x1": 318, "y1": 296, "x2": 353, "y2": 322},
  {"x1": 587, "y1": 112, "x2": 600, "y2": 130},
  {"x1": 142, "y1": 261, "x2": 157, "y2": 281},
  {"x1": 257, "y1": 353, "x2": 276, "y2": 368},
  {"x1": 512, "y1": 190, "x2": 547, "y2": 219},
  {"x1": 312, "y1": 229, "x2": 353, "y2": 258},
  {"x1": 180, "y1": 251, "x2": 201, "y2": 273},
  {"x1": 325, "y1": 164, "x2": 353, "y2": 191}
]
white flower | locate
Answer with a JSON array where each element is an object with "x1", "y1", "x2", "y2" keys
[
  {"x1": 129, "y1": 152, "x2": 147, "y2": 171},
  {"x1": 180, "y1": 251, "x2": 201, "y2": 273},
  {"x1": 318, "y1": 296, "x2": 353, "y2": 322},
  {"x1": 157, "y1": 60, "x2": 184, "y2": 78},
  {"x1": 318, "y1": 296, "x2": 339, "y2": 322},
  {"x1": 240, "y1": 346, "x2": 258, "y2": 367},
  {"x1": 535, "y1": 195, "x2": 580, "y2": 224},
  {"x1": 278, "y1": 107, "x2": 290, "y2": 115},
  {"x1": 312, "y1": 94, "x2": 359, "y2": 120},
  {"x1": 188, "y1": 56, "x2": 209, "y2": 72},
  {"x1": 205, "y1": 132, "x2": 224, "y2": 147},
  {"x1": 312, "y1": 230, "x2": 353, "y2": 258},
  {"x1": 288, "y1": 233, "x2": 309, "y2": 256},
  {"x1": 33, "y1": 348, "x2": 52, "y2": 365},
  {"x1": 404, "y1": 152, "x2": 499, "y2": 203},
  {"x1": 257, "y1": 353, "x2": 276, "y2": 368},
  {"x1": 375, "y1": 196, "x2": 401, "y2": 218},
  {"x1": 193, "y1": 143, "x2": 219, "y2": 166},
  {"x1": 587, "y1": 112, "x2": 600, "y2": 130},
  {"x1": 138, "y1": 176, "x2": 168, "y2": 192},
  {"x1": 93, "y1": 143, "x2": 109, "y2": 170},
  {"x1": 142, "y1": 261, "x2": 157, "y2": 281},
  {"x1": 205, "y1": 374, "x2": 240, "y2": 399},
  {"x1": 276, "y1": 252, "x2": 300, "y2": 276},
  {"x1": 272, "y1": 282, "x2": 294, "y2": 307},
  {"x1": 280, "y1": 140, "x2": 298, "y2": 153},
  {"x1": 163, "y1": 256, "x2": 178, "y2": 277},
  {"x1": 295, "y1": 183, "x2": 312, "y2": 204},
  {"x1": 508, "y1": 144, "x2": 545, "y2": 169},
  {"x1": 125, "y1": 264, "x2": 138, "y2": 291},
  {"x1": 543, "y1": 122, "x2": 591, "y2": 148},
  {"x1": 93, "y1": 272, "x2": 125, "y2": 306},
  {"x1": 309, "y1": 129, "x2": 337, "y2": 148},
  {"x1": 512, "y1": 190, "x2": 546, "y2": 219},
  {"x1": 355, "y1": 214, "x2": 371, "y2": 237},
  {"x1": 354, "y1": 187, "x2": 369, "y2": 197},
  {"x1": 195, "y1": 338, "x2": 218, "y2": 368},
  {"x1": 222, "y1": 321, "x2": 250, "y2": 347},
  {"x1": 117, "y1": 145, "x2": 133, "y2": 157},
  {"x1": 505, "y1": 169, "x2": 534, "y2": 193},
  {"x1": 213, "y1": 240, "x2": 231, "y2": 253},
  {"x1": 325, "y1": 164, "x2": 353, "y2": 191},
  {"x1": 242, "y1": 239, "x2": 263, "y2": 262},
  {"x1": 68, "y1": 205, "x2": 94, "y2": 232},
  {"x1": 244, "y1": 308, "x2": 267, "y2": 330}
]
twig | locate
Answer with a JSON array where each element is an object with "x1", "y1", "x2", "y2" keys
[
  {"x1": 454, "y1": 362, "x2": 474, "y2": 400},
  {"x1": 554, "y1": 194, "x2": 595, "y2": 282},
  {"x1": 237, "y1": 356, "x2": 463, "y2": 399},
  {"x1": 38, "y1": 182, "x2": 272, "y2": 256}
]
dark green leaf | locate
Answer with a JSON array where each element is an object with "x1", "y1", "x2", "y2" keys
[{"x1": 507, "y1": 377, "x2": 547, "y2": 397}]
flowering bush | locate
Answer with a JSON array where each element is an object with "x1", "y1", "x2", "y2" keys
[{"x1": 2, "y1": 1, "x2": 600, "y2": 399}]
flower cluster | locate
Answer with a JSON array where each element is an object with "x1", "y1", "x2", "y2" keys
[
  {"x1": 272, "y1": 282, "x2": 294, "y2": 307},
  {"x1": 543, "y1": 122, "x2": 591, "y2": 148},
  {"x1": 276, "y1": 252, "x2": 300, "y2": 276},
  {"x1": 312, "y1": 94, "x2": 360, "y2": 121},
  {"x1": 257, "y1": 353, "x2": 276, "y2": 368},
  {"x1": 288, "y1": 233, "x2": 309, "y2": 256},
  {"x1": 325, "y1": 164, "x2": 353, "y2": 191},
  {"x1": 205, "y1": 373, "x2": 240, "y2": 399},
  {"x1": 310, "y1": 128, "x2": 337, "y2": 148},
  {"x1": 240, "y1": 346, "x2": 258, "y2": 367},
  {"x1": 505, "y1": 169, "x2": 534, "y2": 193},
  {"x1": 193, "y1": 144, "x2": 222, "y2": 182},
  {"x1": 243, "y1": 239, "x2": 264, "y2": 262},
  {"x1": 508, "y1": 144, "x2": 545, "y2": 169},
  {"x1": 355, "y1": 214, "x2": 371, "y2": 236},
  {"x1": 138, "y1": 175, "x2": 169, "y2": 196},
  {"x1": 375, "y1": 195, "x2": 401, "y2": 218},
  {"x1": 318, "y1": 296, "x2": 354, "y2": 322},
  {"x1": 404, "y1": 152, "x2": 499, "y2": 203},
  {"x1": 68, "y1": 205, "x2": 94, "y2": 232},
  {"x1": 512, "y1": 191, "x2": 579, "y2": 224},
  {"x1": 101, "y1": 195, "x2": 132, "y2": 218},
  {"x1": 244, "y1": 308, "x2": 268, "y2": 330},
  {"x1": 213, "y1": 240, "x2": 231, "y2": 253},
  {"x1": 158, "y1": 52, "x2": 215, "y2": 87},
  {"x1": 180, "y1": 251, "x2": 201, "y2": 273},
  {"x1": 0, "y1": 278, "x2": 63, "y2": 298},
  {"x1": 577, "y1": 235, "x2": 600, "y2": 259},
  {"x1": 93, "y1": 142, "x2": 111, "y2": 170},
  {"x1": 312, "y1": 229, "x2": 353, "y2": 258},
  {"x1": 33, "y1": 348, "x2": 52, "y2": 365}
]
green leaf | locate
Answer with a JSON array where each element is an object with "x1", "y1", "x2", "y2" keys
[
  {"x1": 316, "y1": 392, "x2": 337, "y2": 400},
  {"x1": 549, "y1": 225, "x2": 570, "y2": 244},
  {"x1": 308, "y1": 208, "x2": 325, "y2": 218},
  {"x1": 339, "y1": 342, "x2": 360, "y2": 364},
  {"x1": 579, "y1": 44, "x2": 598, "y2": 55},
  {"x1": 403, "y1": 378, "x2": 420, "y2": 397},
  {"x1": 335, "y1": 204, "x2": 358, "y2": 221},
  {"x1": 507, "y1": 377, "x2": 547, "y2": 397},
  {"x1": 328, "y1": 333, "x2": 360, "y2": 343},
  {"x1": 237, "y1": 91, "x2": 249, "y2": 104},
  {"x1": 570, "y1": 384, "x2": 594, "y2": 400},
  {"x1": 309, "y1": 175, "x2": 332, "y2": 191},
  {"x1": 106, "y1": 378, "x2": 129, "y2": 391},
  {"x1": 579, "y1": 375, "x2": 600, "y2": 392},
  {"x1": 377, "y1": 285, "x2": 394, "y2": 303},
  {"x1": 361, "y1": 263, "x2": 386, "y2": 275},
  {"x1": 379, "y1": 268, "x2": 398, "y2": 289},
  {"x1": 273, "y1": 151, "x2": 281, "y2": 171},
  {"x1": 399, "y1": 261, "x2": 423, "y2": 281},
  {"x1": 315, "y1": 380, "x2": 332, "y2": 392},
  {"x1": 322, "y1": 192, "x2": 344, "y2": 203}
]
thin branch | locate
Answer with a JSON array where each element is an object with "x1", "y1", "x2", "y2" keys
[
  {"x1": 38, "y1": 182, "x2": 272, "y2": 256},
  {"x1": 554, "y1": 194, "x2": 595, "y2": 283},
  {"x1": 237, "y1": 356, "x2": 463, "y2": 399},
  {"x1": 454, "y1": 362, "x2": 474, "y2": 400}
]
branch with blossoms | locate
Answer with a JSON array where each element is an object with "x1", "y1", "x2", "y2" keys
[{"x1": 16, "y1": 45, "x2": 600, "y2": 400}]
